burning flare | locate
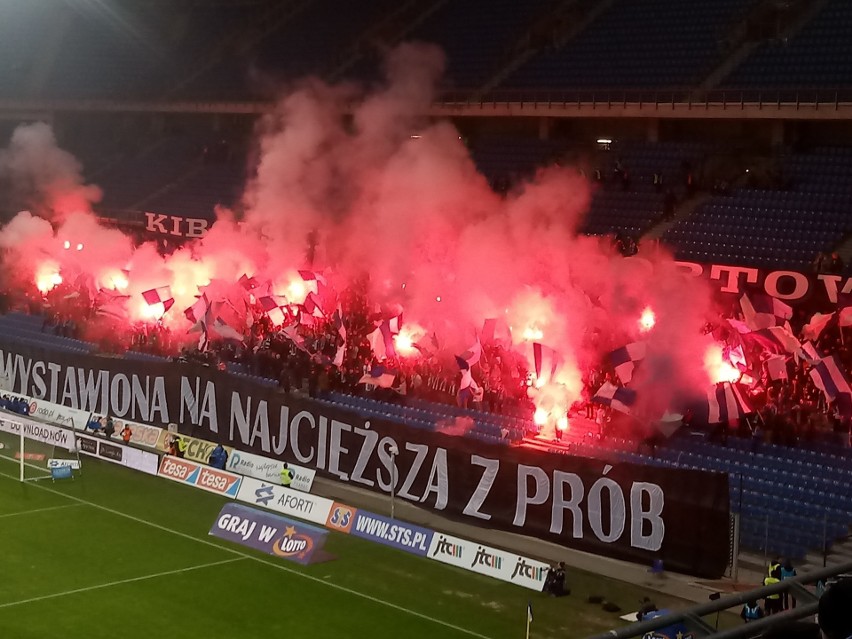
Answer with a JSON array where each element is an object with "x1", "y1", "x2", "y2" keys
[
  {"x1": 704, "y1": 343, "x2": 741, "y2": 384},
  {"x1": 639, "y1": 307, "x2": 656, "y2": 333},
  {"x1": 35, "y1": 263, "x2": 62, "y2": 294}
]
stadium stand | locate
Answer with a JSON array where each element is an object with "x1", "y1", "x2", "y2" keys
[
  {"x1": 319, "y1": 391, "x2": 528, "y2": 444},
  {"x1": 664, "y1": 147, "x2": 852, "y2": 269},
  {"x1": 469, "y1": 134, "x2": 565, "y2": 188},
  {"x1": 566, "y1": 432, "x2": 852, "y2": 561},
  {"x1": 501, "y1": 0, "x2": 753, "y2": 91},
  {"x1": 401, "y1": 0, "x2": 556, "y2": 88},
  {"x1": 141, "y1": 157, "x2": 245, "y2": 220},
  {"x1": 582, "y1": 141, "x2": 704, "y2": 237},
  {"x1": 723, "y1": 0, "x2": 852, "y2": 92},
  {"x1": 0, "y1": 312, "x2": 94, "y2": 355},
  {"x1": 4, "y1": 0, "x2": 852, "y2": 583}
]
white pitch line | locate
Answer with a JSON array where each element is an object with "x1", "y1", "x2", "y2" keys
[
  {"x1": 0, "y1": 471, "x2": 493, "y2": 639},
  {"x1": 0, "y1": 503, "x2": 83, "y2": 519},
  {"x1": 0, "y1": 558, "x2": 245, "y2": 609}
]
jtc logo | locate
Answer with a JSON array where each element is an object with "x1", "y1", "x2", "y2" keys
[
  {"x1": 326, "y1": 504, "x2": 356, "y2": 533},
  {"x1": 432, "y1": 535, "x2": 463, "y2": 559},
  {"x1": 510, "y1": 557, "x2": 546, "y2": 582},
  {"x1": 471, "y1": 546, "x2": 502, "y2": 570},
  {"x1": 272, "y1": 526, "x2": 314, "y2": 559}
]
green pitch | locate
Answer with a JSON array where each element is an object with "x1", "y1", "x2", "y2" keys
[{"x1": 0, "y1": 455, "x2": 696, "y2": 639}]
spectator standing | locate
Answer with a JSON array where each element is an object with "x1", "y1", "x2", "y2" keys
[
  {"x1": 780, "y1": 559, "x2": 797, "y2": 609},
  {"x1": 740, "y1": 600, "x2": 764, "y2": 623},
  {"x1": 280, "y1": 461, "x2": 294, "y2": 488},
  {"x1": 86, "y1": 416, "x2": 103, "y2": 434},
  {"x1": 208, "y1": 444, "x2": 228, "y2": 470},
  {"x1": 175, "y1": 436, "x2": 188, "y2": 458},
  {"x1": 120, "y1": 423, "x2": 132, "y2": 444},
  {"x1": 543, "y1": 562, "x2": 569, "y2": 597},
  {"x1": 103, "y1": 416, "x2": 115, "y2": 439},
  {"x1": 764, "y1": 567, "x2": 783, "y2": 615}
]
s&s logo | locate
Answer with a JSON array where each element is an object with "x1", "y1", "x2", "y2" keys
[{"x1": 326, "y1": 503, "x2": 356, "y2": 533}]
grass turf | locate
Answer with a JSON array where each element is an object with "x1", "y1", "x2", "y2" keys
[{"x1": 0, "y1": 452, "x2": 721, "y2": 639}]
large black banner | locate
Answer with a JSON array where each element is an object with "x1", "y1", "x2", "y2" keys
[
  {"x1": 676, "y1": 260, "x2": 852, "y2": 309},
  {"x1": 0, "y1": 340, "x2": 730, "y2": 577}
]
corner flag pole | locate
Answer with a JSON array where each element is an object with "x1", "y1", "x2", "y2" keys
[{"x1": 526, "y1": 601, "x2": 533, "y2": 639}]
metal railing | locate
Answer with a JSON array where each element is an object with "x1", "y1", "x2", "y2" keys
[
  {"x1": 436, "y1": 87, "x2": 852, "y2": 110},
  {"x1": 585, "y1": 560, "x2": 852, "y2": 639},
  {"x1": 1, "y1": 87, "x2": 852, "y2": 117}
]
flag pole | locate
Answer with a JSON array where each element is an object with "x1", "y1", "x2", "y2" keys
[{"x1": 525, "y1": 610, "x2": 530, "y2": 639}]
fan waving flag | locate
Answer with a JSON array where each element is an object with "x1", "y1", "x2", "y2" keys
[
  {"x1": 458, "y1": 339, "x2": 482, "y2": 367},
  {"x1": 257, "y1": 294, "x2": 286, "y2": 313},
  {"x1": 766, "y1": 355, "x2": 789, "y2": 381},
  {"x1": 740, "y1": 293, "x2": 792, "y2": 331},
  {"x1": 609, "y1": 342, "x2": 646, "y2": 384},
  {"x1": 332, "y1": 305, "x2": 347, "y2": 367},
  {"x1": 184, "y1": 294, "x2": 209, "y2": 324},
  {"x1": 303, "y1": 291, "x2": 326, "y2": 318},
  {"x1": 386, "y1": 313, "x2": 403, "y2": 335},
  {"x1": 593, "y1": 382, "x2": 636, "y2": 414},
  {"x1": 746, "y1": 325, "x2": 799, "y2": 354},
  {"x1": 298, "y1": 270, "x2": 327, "y2": 285},
  {"x1": 481, "y1": 317, "x2": 511, "y2": 346},
  {"x1": 267, "y1": 306, "x2": 289, "y2": 327},
  {"x1": 533, "y1": 343, "x2": 562, "y2": 385},
  {"x1": 797, "y1": 341, "x2": 820, "y2": 365},
  {"x1": 706, "y1": 383, "x2": 752, "y2": 424},
  {"x1": 238, "y1": 274, "x2": 259, "y2": 291},
  {"x1": 368, "y1": 325, "x2": 396, "y2": 361},
  {"x1": 210, "y1": 317, "x2": 243, "y2": 342},
  {"x1": 809, "y1": 354, "x2": 852, "y2": 403},
  {"x1": 141, "y1": 286, "x2": 174, "y2": 313},
  {"x1": 802, "y1": 312, "x2": 835, "y2": 341},
  {"x1": 358, "y1": 365, "x2": 397, "y2": 389}
]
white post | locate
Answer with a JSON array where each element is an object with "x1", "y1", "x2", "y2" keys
[
  {"x1": 390, "y1": 450, "x2": 397, "y2": 520},
  {"x1": 19, "y1": 424, "x2": 24, "y2": 482}
]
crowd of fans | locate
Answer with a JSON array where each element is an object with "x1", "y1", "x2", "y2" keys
[{"x1": 4, "y1": 257, "x2": 852, "y2": 451}]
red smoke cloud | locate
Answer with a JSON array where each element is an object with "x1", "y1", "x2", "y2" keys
[{"x1": 0, "y1": 43, "x2": 721, "y2": 427}]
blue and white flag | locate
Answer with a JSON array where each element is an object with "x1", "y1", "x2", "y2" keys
[
  {"x1": 740, "y1": 293, "x2": 792, "y2": 331},
  {"x1": 747, "y1": 325, "x2": 799, "y2": 354},
  {"x1": 459, "y1": 339, "x2": 482, "y2": 367},
  {"x1": 802, "y1": 312, "x2": 835, "y2": 341},
  {"x1": 533, "y1": 343, "x2": 561, "y2": 385},
  {"x1": 809, "y1": 354, "x2": 852, "y2": 403},
  {"x1": 358, "y1": 365, "x2": 397, "y2": 389},
  {"x1": 797, "y1": 341, "x2": 820, "y2": 365},
  {"x1": 706, "y1": 382, "x2": 751, "y2": 424},
  {"x1": 765, "y1": 355, "x2": 788, "y2": 381},
  {"x1": 593, "y1": 382, "x2": 636, "y2": 414},
  {"x1": 609, "y1": 342, "x2": 646, "y2": 384}
]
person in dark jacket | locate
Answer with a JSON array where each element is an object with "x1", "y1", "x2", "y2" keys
[{"x1": 208, "y1": 444, "x2": 228, "y2": 470}]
